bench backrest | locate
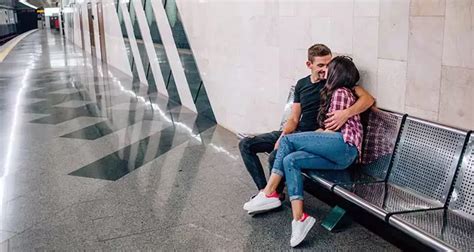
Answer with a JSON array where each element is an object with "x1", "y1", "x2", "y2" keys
[
  {"x1": 359, "y1": 108, "x2": 405, "y2": 179},
  {"x1": 278, "y1": 86, "x2": 296, "y2": 131},
  {"x1": 448, "y1": 133, "x2": 474, "y2": 219},
  {"x1": 388, "y1": 117, "x2": 468, "y2": 205}
]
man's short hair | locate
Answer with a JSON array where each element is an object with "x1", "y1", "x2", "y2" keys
[{"x1": 308, "y1": 44, "x2": 332, "y2": 62}]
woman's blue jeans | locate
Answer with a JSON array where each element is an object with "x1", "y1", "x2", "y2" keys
[{"x1": 272, "y1": 132, "x2": 358, "y2": 201}]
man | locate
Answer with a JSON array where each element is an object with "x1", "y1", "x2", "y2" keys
[{"x1": 238, "y1": 44, "x2": 374, "y2": 210}]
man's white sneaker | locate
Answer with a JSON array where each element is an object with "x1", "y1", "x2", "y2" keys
[
  {"x1": 243, "y1": 191, "x2": 281, "y2": 214},
  {"x1": 290, "y1": 213, "x2": 316, "y2": 247}
]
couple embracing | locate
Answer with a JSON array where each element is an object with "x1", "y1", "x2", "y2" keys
[{"x1": 239, "y1": 44, "x2": 375, "y2": 247}]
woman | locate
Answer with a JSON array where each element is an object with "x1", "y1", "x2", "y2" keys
[{"x1": 243, "y1": 56, "x2": 363, "y2": 247}]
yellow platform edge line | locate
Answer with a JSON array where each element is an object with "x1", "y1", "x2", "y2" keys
[{"x1": 0, "y1": 29, "x2": 39, "y2": 63}]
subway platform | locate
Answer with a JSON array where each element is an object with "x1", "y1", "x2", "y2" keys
[{"x1": 0, "y1": 31, "x2": 398, "y2": 250}]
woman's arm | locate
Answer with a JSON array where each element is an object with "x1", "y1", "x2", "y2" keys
[
  {"x1": 324, "y1": 86, "x2": 375, "y2": 130},
  {"x1": 324, "y1": 88, "x2": 355, "y2": 131}
]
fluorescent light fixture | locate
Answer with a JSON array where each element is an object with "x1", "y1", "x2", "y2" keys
[
  {"x1": 19, "y1": 0, "x2": 38, "y2": 9},
  {"x1": 44, "y1": 7, "x2": 60, "y2": 16}
]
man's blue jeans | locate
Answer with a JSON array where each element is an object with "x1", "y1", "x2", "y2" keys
[{"x1": 272, "y1": 132, "x2": 358, "y2": 201}]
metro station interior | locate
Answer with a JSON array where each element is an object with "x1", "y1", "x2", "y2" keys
[{"x1": 0, "y1": 0, "x2": 473, "y2": 251}]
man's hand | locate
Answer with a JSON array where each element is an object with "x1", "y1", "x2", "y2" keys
[{"x1": 325, "y1": 109, "x2": 350, "y2": 131}]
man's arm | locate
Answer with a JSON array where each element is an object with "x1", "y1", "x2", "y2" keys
[
  {"x1": 325, "y1": 86, "x2": 375, "y2": 131},
  {"x1": 283, "y1": 103, "x2": 301, "y2": 134},
  {"x1": 275, "y1": 103, "x2": 301, "y2": 149}
]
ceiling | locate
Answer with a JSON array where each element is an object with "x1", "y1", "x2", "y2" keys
[{"x1": 25, "y1": 0, "x2": 59, "y2": 8}]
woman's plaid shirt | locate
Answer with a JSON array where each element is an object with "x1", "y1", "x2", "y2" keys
[{"x1": 328, "y1": 87, "x2": 363, "y2": 158}]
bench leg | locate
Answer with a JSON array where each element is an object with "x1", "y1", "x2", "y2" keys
[{"x1": 321, "y1": 205, "x2": 351, "y2": 232}]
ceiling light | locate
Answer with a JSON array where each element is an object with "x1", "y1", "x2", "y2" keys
[{"x1": 19, "y1": 0, "x2": 38, "y2": 9}]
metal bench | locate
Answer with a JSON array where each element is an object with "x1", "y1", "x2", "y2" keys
[
  {"x1": 387, "y1": 133, "x2": 473, "y2": 251},
  {"x1": 333, "y1": 117, "x2": 468, "y2": 222},
  {"x1": 330, "y1": 118, "x2": 471, "y2": 249},
  {"x1": 238, "y1": 86, "x2": 473, "y2": 250}
]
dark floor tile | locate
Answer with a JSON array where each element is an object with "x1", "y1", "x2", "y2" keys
[{"x1": 69, "y1": 125, "x2": 197, "y2": 180}]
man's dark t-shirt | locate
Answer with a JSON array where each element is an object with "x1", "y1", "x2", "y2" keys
[{"x1": 293, "y1": 75, "x2": 325, "y2": 132}]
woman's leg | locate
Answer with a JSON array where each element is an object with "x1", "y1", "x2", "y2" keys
[
  {"x1": 291, "y1": 200, "x2": 304, "y2": 221},
  {"x1": 268, "y1": 132, "x2": 359, "y2": 247},
  {"x1": 281, "y1": 150, "x2": 336, "y2": 248},
  {"x1": 261, "y1": 134, "x2": 296, "y2": 195},
  {"x1": 262, "y1": 132, "x2": 355, "y2": 197},
  {"x1": 281, "y1": 151, "x2": 338, "y2": 219},
  {"x1": 284, "y1": 132, "x2": 358, "y2": 168}
]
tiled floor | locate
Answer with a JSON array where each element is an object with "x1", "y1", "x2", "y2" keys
[{"x1": 0, "y1": 30, "x2": 399, "y2": 251}]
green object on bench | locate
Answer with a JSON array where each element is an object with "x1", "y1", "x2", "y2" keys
[{"x1": 321, "y1": 205, "x2": 351, "y2": 232}]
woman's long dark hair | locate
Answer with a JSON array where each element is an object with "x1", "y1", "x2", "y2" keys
[{"x1": 317, "y1": 56, "x2": 360, "y2": 128}]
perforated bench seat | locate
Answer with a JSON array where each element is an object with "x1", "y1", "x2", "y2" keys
[
  {"x1": 389, "y1": 209, "x2": 473, "y2": 251},
  {"x1": 331, "y1": 117, "x2": 468, "y2": 224},
  {"x1": 388, "y1": 134, "x2": 474, "y2": 251}
]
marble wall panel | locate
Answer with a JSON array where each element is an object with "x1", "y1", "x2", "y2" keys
[
  {"x1": 405, "y1": 17, "x2": 444, "y2": 113},
  {"x1": 376, "y1": 59, "x2": 407, "y2": 112},
  {"x1": 442, "y1": 0, "x2": 474, "y2": 68},
  {"x1": 378, "y1": 0, "x2": 410, "y2": 61},
  {"x1": 353, "y1": 17, "x2": 379, "y2": 96},
  {"x1": 354, "y1": 0, "x2": 379, "y2": 17},
  {"x1": 438, "y1": 66, "x2": 474, "y2": 129},
  {"x1": 410, "y1": 0, "x2": 445, "y2": 16},
  {"x1": 405, "y1": 106, "x2": 439, "y2": 121}
]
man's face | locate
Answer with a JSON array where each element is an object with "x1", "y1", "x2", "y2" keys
[{"x1": 306, "y1": 54, "x2": 332, "y2": 82}]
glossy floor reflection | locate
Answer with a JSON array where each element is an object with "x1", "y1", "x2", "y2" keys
[{"x1": 0, "y1": 31, "x2": 398, "y2": 250}]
